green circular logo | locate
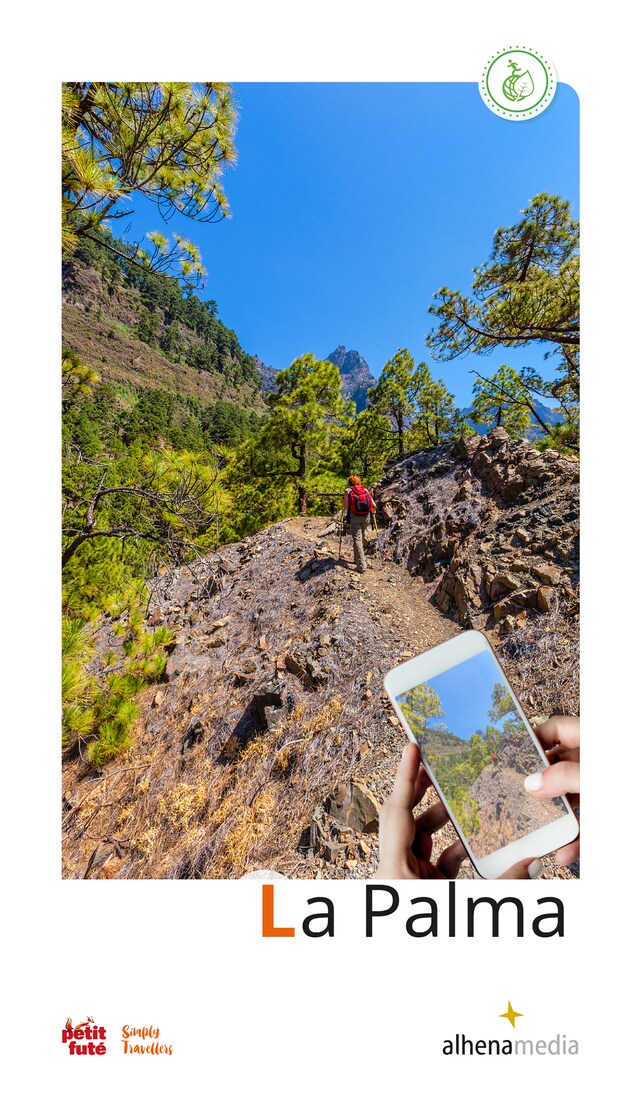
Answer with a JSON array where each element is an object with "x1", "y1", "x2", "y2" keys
[{"x1": 479, "y1": 47, "x2": 557, "y2": 120}]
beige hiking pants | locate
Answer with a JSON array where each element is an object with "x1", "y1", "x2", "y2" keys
[{"x1": 349, "y1": 515, "x2": 369, "y2": 571}]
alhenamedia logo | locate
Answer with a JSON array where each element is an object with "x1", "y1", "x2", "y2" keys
[
  {"x1": 62, "y1": 1016, "x2": 107, "y2": 1056},
  {"x1": 442, "y1": 1001, "x2": 579, "y2": 1056},
  {"x1": 479, "y1": 48, "x2": 557, "y2": 120}
]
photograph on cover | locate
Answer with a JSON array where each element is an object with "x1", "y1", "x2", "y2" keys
[{"x1": 61, "y1": 80, "x2": 579, "y2": 881}]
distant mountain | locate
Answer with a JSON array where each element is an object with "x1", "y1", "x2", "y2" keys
[
  {"x1": 325, "y1": 345, "x2": 376, "y2": 412},
  {"x1": 461, "y1": 399, "x2": 564, "y2": 440},
  {"x1": 259, "y1": 345, "x2": 561, "y2": 439},
  {"x1": 257, "y1": 345, "x2": 376, "y2": 411}
]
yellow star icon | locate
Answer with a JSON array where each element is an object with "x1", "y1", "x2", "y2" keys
[{"x1": 500, "y1": 1001, "x2": 523, "y2": 1029}]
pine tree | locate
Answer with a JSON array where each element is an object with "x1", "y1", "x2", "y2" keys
[
  {"x1": 427, "y1": 193, "x2": 579, "y2": 359},
  {"x1": 399, "y1": 683, "x2": 444, "y2": 737},
  {"x1": 469, "y1": 365, "x2": 535, "y2": 438},
  {"x1": 62, "y1": 82, "x2": 238, "y2": 286},
  {"x1": 245, "y1": 354, "x2": 353, "y2": 515},
  {"x1": 343, "y1": 408, "x2": 394, "y2": 481},
  {"x1": 62, "y1": 348, "x2": 100, "y2": 398},
  {"x1": 408, "y1": 364, "x2": 466, "y2": 447},
  {"x1": 368, "y1": 348, "x2": 424, "y2": 457},
  {"x1": 427, "y1": 193, "x2": 579, "y2": 443},
  {"x1": 136, "y1": 306, "x2": 160, "y2": 347},
  {"x1": 160, "y1": 321, "x2": 185, "y2": 362}
]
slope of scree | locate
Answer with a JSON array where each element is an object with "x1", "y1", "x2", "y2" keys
[{"x1": 62, "y1": 430, "x2": 579, "y2": 881}]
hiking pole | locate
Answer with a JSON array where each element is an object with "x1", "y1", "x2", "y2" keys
[
  {"x1": 372, "y1": 513, "x2": 384, "y2": 565},
  {"x1": 338, "y1": 508, "x2": 344, "y2": 560}
]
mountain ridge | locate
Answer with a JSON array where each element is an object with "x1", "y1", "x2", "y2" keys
[
  {"x1": 62, "y1": 244, "x2": 266, "y2": 411},
  {"x1": 461, "y1": 399, "x2": 564, "y2": 440}
]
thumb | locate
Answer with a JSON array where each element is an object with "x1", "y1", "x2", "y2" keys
[
  {"x1": 499, "y1": 858, "x2": 544, "y2": 880},
  {"x1": 378, "y1": 744, "x2": 421, "y2": 873},
  {"x1": 387, "y1": 743, "x2": 421, "y2": 810},
  {"x1": 524, "y1": 760, "x2": 579, "y2": 798}
]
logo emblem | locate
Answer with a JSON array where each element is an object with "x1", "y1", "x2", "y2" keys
[
  {"x1": 479, "y1": 47, "x2": 557, "y2": 120},
  {"x1": 62, "y1": 1015, "x2": 107, "y2": 1055}
]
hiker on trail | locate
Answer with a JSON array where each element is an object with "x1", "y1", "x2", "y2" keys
[{"x1": 343, "y1": 475, "x2": 376, "y2": 574}]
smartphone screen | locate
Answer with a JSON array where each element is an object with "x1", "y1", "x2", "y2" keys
[{"x1": 395, "y1": 649, "x2": 567, "y2": 860}]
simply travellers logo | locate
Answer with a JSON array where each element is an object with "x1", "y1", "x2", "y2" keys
[{"x1": 479, "y1": 47, "x2": 557, "y2": 120}]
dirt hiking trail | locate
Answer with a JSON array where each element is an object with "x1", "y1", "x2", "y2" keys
[{"x1": 286, "y1": 514, "x2": 459, "y2": 655}]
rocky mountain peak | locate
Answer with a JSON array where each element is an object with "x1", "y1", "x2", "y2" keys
[
  {"x1": 325, "y1": 345, "x2": 376, "y2": 412},
  {"x1": 258, "y1": 344, "x2": 376, "y2": 411},
  {"x1": 329, "y1": 343, "x2": 348, "y2": 366}
]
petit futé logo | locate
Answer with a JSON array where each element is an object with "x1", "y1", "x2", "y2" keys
[
  {"x1": 479, "y1": 47, "x2": 557, "y2": 120},
  {"x1": 61, "y1": 1016, "x2": 107, "y2": 1056}
]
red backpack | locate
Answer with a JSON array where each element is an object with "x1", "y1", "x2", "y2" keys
[{"x1": 348, "y1": 485, "x2": 371, "y2": 517}]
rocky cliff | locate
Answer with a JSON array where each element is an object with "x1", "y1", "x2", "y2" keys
[
  {"x1": 373, "y1": 428, "x2": 579, "y2": 716},
  {"x1": 254, "y1": 356, "x2": 277, "y2": 392}
]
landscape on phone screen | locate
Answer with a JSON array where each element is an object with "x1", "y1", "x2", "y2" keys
[{"x1": 397, "y1": 651, "x2": 566, "y2": 857}]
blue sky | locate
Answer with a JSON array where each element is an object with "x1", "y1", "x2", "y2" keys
[
  {"x1": 120, "y1": 82, "x2": 579, "y2": 407},
  {"x1": 416, "y1": 651, "x2": 508, "y2": 742}
]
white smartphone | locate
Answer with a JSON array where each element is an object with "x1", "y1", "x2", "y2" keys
[{"x1": 384, "y1": 630, "x2": 579, "y2": 879}]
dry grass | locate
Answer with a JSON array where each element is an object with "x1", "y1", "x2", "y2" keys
[
  {"x1": 62, "y1": 488, "x2": 579, "y2": 881},
  {"x1": 63, "y1": 676, "x2": 363, "y2": 879},
  {"x1": 498, "y1": 592, "x2": 580, "y2": 717},
  {"x1": 157, "y1": 783, "x2": 208, "y2": 830}
]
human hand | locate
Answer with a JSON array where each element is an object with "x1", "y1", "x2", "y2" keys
[
  {"x1": 375, "y1": 742, "x2": 544, "y2": 880},
  {"x1": 374, "y1": 744, "x2": 466, "y2": 879},
  {"x1": 525, "y1": 716, "x2": 580, "y2": 867}
]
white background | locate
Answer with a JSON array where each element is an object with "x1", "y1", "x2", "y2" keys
[{"x1": 2, "y1": 2, "x2": 637, "y2": 1096}]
